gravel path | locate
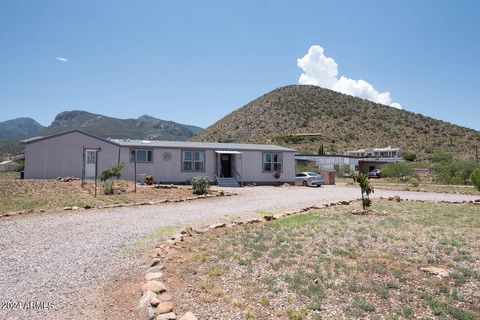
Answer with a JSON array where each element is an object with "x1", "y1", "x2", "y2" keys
[{"x1": 0, "y1": 185, "x2": 478, "y2": 319}]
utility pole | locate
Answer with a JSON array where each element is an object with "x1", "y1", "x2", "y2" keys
[{"x1": 476, "y1": 145, "x2": 479, "y2": 164}]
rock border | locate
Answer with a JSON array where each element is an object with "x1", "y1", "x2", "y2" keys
[
  {"x1": 136, "y1": 199, "x2": 359, "y2": 320},
  {"x1": 0, "y1": 190, "x2": 235, "y2": 219},
  {"x1": 380, "y1": 195, "x2": 480, "y2": 205}
]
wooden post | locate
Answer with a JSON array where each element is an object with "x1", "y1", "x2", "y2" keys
[
  {"x1": 134, "y1": 160, "x2": 137, "y2": 193},
  {"x1": 81, "y1": 146, "x2": 85, "y2": 187},
  {"x1": 94, "y1": 150, "x2": 98, "y2": 197}
]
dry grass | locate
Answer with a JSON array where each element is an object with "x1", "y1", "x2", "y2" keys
[
  {"x1": 0, "y1": 176, "x2": 197, "y2": 214},
  {"x1": 164, "y1": 201, "x2": 480, "y2": 319}
]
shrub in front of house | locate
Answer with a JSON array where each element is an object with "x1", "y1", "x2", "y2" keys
[
  {"x1": 100, "y1": 163, "x2": 124, "y2": 195},
  {"x1": 99, "y1": 163, "x2": 124, "y2": 181},
  {"x1": 104, "y1": 179, "x2": 114, "y2": 195},
  {"x1": 192, "y1": 176, "x2": 210, "y2": 195},
  {"x1": 471, "y1": 168, "x2": 480, "y2": 191}
]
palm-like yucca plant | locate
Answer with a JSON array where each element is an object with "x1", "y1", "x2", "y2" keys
[{"x1": 352, "y1": 173, "x2": 374, "y2": 210}]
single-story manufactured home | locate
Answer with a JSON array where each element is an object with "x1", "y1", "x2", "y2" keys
[
  {"x1": 0, "y1": 160, "x2": 19, "y2": 172},
  {"x1": 21, "y1": 130, "x2": 296, "y2": 186}
]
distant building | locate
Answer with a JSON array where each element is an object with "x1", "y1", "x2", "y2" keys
[
  {"x1": 345, "y1": 146, "x2": 403, "y2": 159},
  {"x1": 0, "y1": 160, "x2": 19, "y2": 172},
  {"x1": 296, "y1": 154, "x2": 359, "y2": 174},
  {"x1": 296, "y1": 146, "x2": 404, "y2": 175}
]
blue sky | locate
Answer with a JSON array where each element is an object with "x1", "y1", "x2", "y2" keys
[{"x1": 1, "y1": 1, "x2": 479, "y2": 130}]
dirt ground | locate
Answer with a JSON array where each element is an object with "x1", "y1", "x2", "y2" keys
[
  {"x1": 0, "y1": 178, "x2": 200, "y2": 214},
  {"x1": 160, "y1": 201, "x2": 480, "y2": 320}
]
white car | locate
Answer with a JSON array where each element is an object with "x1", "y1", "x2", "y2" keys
[{"x1": 295, "y1": 172, "x2": 324, "y2": 187}]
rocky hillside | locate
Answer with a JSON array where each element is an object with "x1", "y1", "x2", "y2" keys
[
  {"x1": 43, "y1": 110, "x2": 200, "y2": 140},
  {"x1": 0, "y1": 111, "x2": 202, "y2": 156},
  {"x1": 0, "y1": 117, "x2": 44, "y2": 141},
  {"x1": 193, "y1": 85, "x2": 480, "y2": 159}
]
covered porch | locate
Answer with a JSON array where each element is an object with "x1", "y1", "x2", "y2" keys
[{"x1": 214, "y1": 150, "x2": 243, "y2": 187}]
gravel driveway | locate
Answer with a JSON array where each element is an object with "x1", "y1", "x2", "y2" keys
[{"x1": 0, "y1": 185, "x2": 478, "y2": 320}]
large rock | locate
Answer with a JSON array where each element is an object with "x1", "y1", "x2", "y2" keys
[
  {"x1": 138, "y1": 291, "x2": 157, "y2": 320},
  {"x1": 142, "y1": 281, "x2": 167, "y2": 294},
  {"x1": 145, "y1": 272, "x2": 163, "y2": 281},
  {"x1": 179, "y1": 312, "x2": 198, "y2": 320},
  {"x1": 157, "y1": 292, "x2": 173, "y2": 303},
  {"x1": 156, "y1": 301, "x2": 174, "y2": 314}
]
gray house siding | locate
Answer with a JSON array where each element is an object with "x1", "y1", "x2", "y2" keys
[
  {"x1": 24, "y1": 131, "x2": 120, "y2": 179},
  {"x1": 23, "y1": 130, "x2": 296, "y2": 184}
]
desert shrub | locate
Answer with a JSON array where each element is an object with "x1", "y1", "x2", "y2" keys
[
  {"x1": 104, "y1": 179, "x2": 114, "y2": 195},
  {"x1": 403, "y1": 151, "x2": 416, "y2": 162},
  {"x1": 410, "y1": 177, "x2": 420, "y2": 188},
  {"x1": 352, "y1": 173, "x2": 374, "y2": 210},
  {"x1": 432, "y1": 161, "x2": 477, "y2": 185},
  {"x1": 382, "y1": 162, "x2": 413, "y2": 178},
  {"x1": 470, "y1": 168, "x2": 480, "y2": 191},
  {"x1": 192, "y1": 176, "x2": 210, "y2": 195},
  {"x1": 296, "y1": 161, "x2": 321, "y2": 174},
  {"x1": 15, "y1": 163, "x2": 24, "y2": 172},
  {"x1": 99, "y1": 163, "x2": 124, "y2": 181},
  {"x1": 431, "y1": 151, "x2": 453, "y2": 164}
]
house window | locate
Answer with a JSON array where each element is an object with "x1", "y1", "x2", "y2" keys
[
  {"x1": 130, "y1": 149, "x2": 153, "y2": 163},
  {"x1": 86, "y1": 151, "x2": 96, "y2": 164},
  {"x1": 263, "y1": 153, "x2": 282, "y2": 172},
  {"x1": 182, "y1": 150, "x2": 205, "y2": 172}
]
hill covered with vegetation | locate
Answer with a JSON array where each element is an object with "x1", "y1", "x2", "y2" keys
[
  {"x1": 193, "y1": 85, "x2": 480, "y2": 160},
  {"x1": 0, "y1": 117, "x2": 44, "y2": 141}
]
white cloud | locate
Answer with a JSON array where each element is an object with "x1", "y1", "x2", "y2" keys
[
  {"x1": 55, "y1": 57, "x2": 68, "y2": 62},
  {"x1": 297, "y1": 45, "x2": 401, "y2": 109}
]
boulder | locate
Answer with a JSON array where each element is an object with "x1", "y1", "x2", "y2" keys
[
  {"x1": 156, "y1": 312, "x2": 176, "y2": 320},
  {"x1": 156, "y1": 302, "x2": 174, "y2": 314},
  {"x1": 420, "y1": 266, "x2": 450, "y2": 278},
  {"x1": 156, "y1": 292, "x2": 172, "y2": 303},
  {"x1": 145, "y1": 272, "x2": 163, "y2": 281},
  {"x1": 150, "y1": 296, "x2": 161, "y2": 307},
  {"x1": 138, "y1": 291, "x2": 157, "y2": 320},
  {"x1": 209, "y1": 222, "x2": 226, "y2": 229},
  {"x1": 142, "y1": 281, "x2": 167, "y2": 294}
]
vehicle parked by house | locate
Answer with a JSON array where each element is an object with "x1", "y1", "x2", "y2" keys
[
  {"x1": 295, "y1": 172, "x2": 324, "y2": 187},
  {"x1": 367, "y1": 169, "x2": 382, "y2": 179}
]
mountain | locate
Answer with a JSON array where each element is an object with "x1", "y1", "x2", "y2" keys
[
  {"x1": 0, "y1": 111, "x2": 203, "y2": 156},
  {"x1": 0, "y1": 117, "x2": 44, "y2": 141},
  {"x1": 193, "y1": 85, "x2": 480, "y2": 159},
  {"x1": 137, "y1": 115, "x2": 203, "y2": 134}
]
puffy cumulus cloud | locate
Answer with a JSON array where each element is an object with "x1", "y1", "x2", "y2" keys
[{"x1": 297, "y1": 45, "x2": 402, "y2": 109}]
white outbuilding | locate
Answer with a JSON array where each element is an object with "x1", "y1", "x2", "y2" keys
[{"x1": 0, "y1": 160, "x2": 19, "y2": 172}]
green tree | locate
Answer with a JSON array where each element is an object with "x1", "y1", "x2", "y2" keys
[
  {"x1": 470, "y1": 167, "x2": 480, "y2": 191},
  {"x1": 99, "y1": 163, "x2": 124, "y2": 182},
  {"x1": 403, "y1": 151, "x2": 416, "y2": 162},
  {"x1": 352, "y1": 173, "x2": 374, "y2": 210},
  {"x1": 382, "y1": 162, "x2": 413, "y2": 178}
]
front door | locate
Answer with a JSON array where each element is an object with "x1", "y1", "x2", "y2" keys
[
  {"x1": 85, "y1": 150, "x2": 97, "y2": 178},
  {"x1": 220, "y1": 154, "x2": 232, "y2": 177}
]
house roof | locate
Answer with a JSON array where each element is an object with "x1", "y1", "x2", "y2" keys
[
  {"x1": 20, "y1": 130, "x2": 297, "y2": 152},
  {"x1": 111, "y1": 139, "x2": 297, "y2": 152}
]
